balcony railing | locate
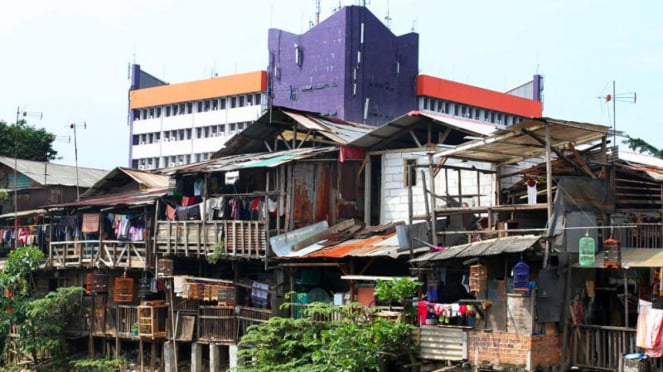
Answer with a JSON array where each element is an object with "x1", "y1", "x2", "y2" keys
[
  {"x1": 155, "y1": 220, "x2": 267, "y2": 259},
  {"x1": 49, "y1": 240, "x2": 148, "y2": 269},
  {"x1": 568, "y1": 324, "x2": 635, "y2": 370},
  {"x1": 611, "y1": 223, "x2": 663, "y2": 248}
]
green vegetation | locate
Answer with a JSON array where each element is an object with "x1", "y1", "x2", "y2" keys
[
  {"x1": 236, "y1": 282, "x2": 422, "y2": 372},
  {"x1": 0, "y1": 120, "x2": 57, "y2": 161},
  {"x1": 0, "y1": 245, "x2": 85, "y2": 369}
]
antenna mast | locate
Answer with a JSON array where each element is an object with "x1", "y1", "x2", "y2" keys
[{"x1": 315, "y1": 0, "x2": 321, "y2": 25}]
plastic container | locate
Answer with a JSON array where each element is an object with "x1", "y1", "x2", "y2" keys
[{"x1": 578, "y1": 234, "x2": 596, "y2": 266}]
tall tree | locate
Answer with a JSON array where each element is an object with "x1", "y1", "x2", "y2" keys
[
  {"x1": 623, "y1": 137, "x2": 663, "y2": 159},
  {"x1": 0, "y1": 120, "x2": 57, "y2": 161}
]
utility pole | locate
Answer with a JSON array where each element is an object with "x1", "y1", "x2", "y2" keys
[{"x1": 70, "y1": 122, "x2": 87, "y2": 200}]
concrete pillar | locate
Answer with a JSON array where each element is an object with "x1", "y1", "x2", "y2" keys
[
  {"x1": 163, "y1": 341, "x2": 175, "y2": 372},
  {"x1": 209, "y1": 344, "x2": 221, "y2": 372},
  {"x1": 229, "y1": 344, "x2": 238, "y2": 369},
  {"x1": 191, "y1": 342, "x2": 203, "y2": 372}
]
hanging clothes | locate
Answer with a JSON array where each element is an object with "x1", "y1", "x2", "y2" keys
[
  {"x1": 81, "y1": 213, "x2": 100, "y2": 233},
  {"x1": 636, "y1": 299, "x2": 663, "y2": 357},
  {"x1": 526, "y1": 178, "x2": 538, "y2": 205}
]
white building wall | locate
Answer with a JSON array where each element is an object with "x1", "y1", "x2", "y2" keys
[
  {"x1": 131, "y1": 103, "x2": 264, "y2": 167},
  {"x1": 380, "y1": 152, "x2": 497, "y2": 224}
]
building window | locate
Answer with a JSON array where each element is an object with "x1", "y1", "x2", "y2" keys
[
  {"x1": 186, "y1": 128, "x2": 192, "y2": 139},
  {"x1": 212, "y1": 99, "x2": 218, "y2": 110},
  {"x1": 239, "y1": 96, "x2": 245, "y2": 107},
  {"x1": 204, "y1": 127, "x2": 210, "y2": 137},
  {"x1": 221, "y1": 98, "x2": 226, "y2": 109},
  {"x1": 247, "y1": 95, "x2": 253, "y2": 105},
  {"x1": 197, "y1": 101, "x2": 203, "y2": 112},
  {"x1": 219, "y1": 124, "x2": 225, "y2": 134},
  {"x1": 255, "y1": 94, "x2": 261, "y2": 105},
  {"x1": 197, "y1": 128, "x2": 202, "y2": 138},
  {"x1": 204, "y1": 100, "x2": 211, "y2": 111},
  {"x1": 404, "y1": 159, "x2": 417, "y2": 186},
  {"x1": 187, "y1": 103, "x2": 193, "y2": 114},
  {"x1": 231, "y1": 97, "x2": 237, "y2": 108}
]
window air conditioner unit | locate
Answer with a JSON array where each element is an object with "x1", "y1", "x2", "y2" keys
[
  {"x1": 138, "y1": 165, "x2": 145, "y2": 170},
  {"x1": 139, "y1": 141, "x2": 145, "y2": 145},
  {"x1": 177, "y1": 161, "x2": 184, "y2": 166}
]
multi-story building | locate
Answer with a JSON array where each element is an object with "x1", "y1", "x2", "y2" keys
[
  {"x1": 128, "y1": 5, "x2": 542, "y2": 169},
  {"x1": 128, "y1": 68, "x2": 266, "y2": 170}
]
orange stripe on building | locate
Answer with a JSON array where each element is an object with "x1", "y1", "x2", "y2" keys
[
  {"x1": 130, "y1": 71, "x2": 267, "y2": 109},
  {"x1": 417, "y1": 75, "x2": 542, "y2": 117}
]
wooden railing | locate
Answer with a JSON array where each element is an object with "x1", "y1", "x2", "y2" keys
[
  {"x1": 49, "y1": 240, "x2": 148, "y2": 269},
  {"x1": 612, "y1": 223, "x2": 663, "y2": 248},
  {"x1": 155, "y1": 220, "x2": 267, "y2": 259},
  {"x1": 237, "y1": 306, "x2": 272, "y2": 338},
  {"x1": 569, "y1": 324, "x2": 635, "y2": 370},
  {"x1": 198, "y1": 306, "x2": 236, "y2": 343}
]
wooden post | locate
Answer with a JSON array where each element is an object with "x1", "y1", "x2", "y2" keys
[
  {"x1": 115, "y1": 302, "x2": 120, "y2": 359},
  {"x1": 150, "y1": 340, "x2": 156, "y2": 372},
  {"x1": 428, "y1": 154, "x2": 438, "y2": 247},
  {"x1": 89, "y1": 291, "x2": 95, "y2": 358},
  {"x1": 139, "y1": 337, "x2": 144, "y2": 372},
  {"x1": 168, "y1": 279, "x2": 178, "y2": 372}
]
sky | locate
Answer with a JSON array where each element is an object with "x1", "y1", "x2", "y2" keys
[{"x1": 0, "y1": 0, "x2": 660, "y2": 170}]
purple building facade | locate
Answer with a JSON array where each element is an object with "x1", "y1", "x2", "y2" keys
[{"x1": 268, "y1": 6, "x2": 419, "y2": 126}]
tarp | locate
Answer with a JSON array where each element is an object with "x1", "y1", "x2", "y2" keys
[{"x1": 574, "y1": 248, "x2": 663, "y2": 268}]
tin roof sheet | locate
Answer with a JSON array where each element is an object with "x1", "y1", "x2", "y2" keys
[
  {"x1": 410, "y1": 235, "x2": 543, "y2": 263},
  {"x1": 0, "y1": 156, "x2": 108, "y2": 188},
  {"x1": 166, "y1": 147, "x2": 337, "y2": 176}
]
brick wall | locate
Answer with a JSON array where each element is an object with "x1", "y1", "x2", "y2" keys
[{"x1": 467, "y1": 326, "x2": 560, "y2": 369}]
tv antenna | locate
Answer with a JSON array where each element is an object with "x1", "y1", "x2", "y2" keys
[{"x1": 598, "y1": 81, "x2": 636, "y2": 147}]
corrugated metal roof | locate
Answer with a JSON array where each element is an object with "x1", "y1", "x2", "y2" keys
[
  {"x1": 81, "y1": 167, "x2": 169, "y2": 198},
  {"x1": 214, "y1": 107, "x2": 372, "y2": 157},
  {"x1": 0, "y1": 156, "x2": 108, "y2": 188},
  {"x1": 349, "y1": 110, "x2": 498, "y2": 151},
  {"x1": 47, "y1": 188, "x2": 166, "y2": 208},
  {"x1": 166, "y1": 147, "x2": 337, "y2": 176},
  {"x1": 432, "y1": 117, "x2": 609, "y2": 166},
  {"x1": 410, "y1": 235, "x2": 543, "y2": 263},
  {"x1": 294, "y1": 233, "x2": 429, "y2": 259}
]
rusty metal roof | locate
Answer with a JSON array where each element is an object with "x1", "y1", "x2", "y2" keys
[
  {"x1": 166, "y1": 147, "x2": 337, "y2": 176},
  {"x1": 432, "y1": 117, "x2": 609, "y2": 166},
  {"x1": 617, "y1": 150, "x2": 663, "y2": 182},
  {"x1": 81, "y1": 167, "x2": 169, "y2": 198},
  {"x1": 410, "y1": 235, "x2": 544, "y2": 263},
  {"x1": 47, "y1": 188, "x2": 166, "y2": 209},
  {"x1": 213, "y1": 107, "x2": 373, "y2": 157},
  {"x1": 349, "y1": 110, "x2": 498, "y2": 151}
]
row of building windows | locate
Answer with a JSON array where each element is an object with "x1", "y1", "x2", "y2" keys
[
  {"x1": 132, "y1": 93, "x2": 263, "y2": 121},
  {"x1": 133, "y1": 152, "x2": 215, "y2": 170},
  {"x1": 133, "y1": 122, "x2": 250, "y2": 145},
  {"x1": 420, "y1": 97, "x2": 525, "y2": 126}
]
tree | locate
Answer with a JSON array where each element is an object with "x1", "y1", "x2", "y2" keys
[
  {"x1": 0, "y1": 120, "x2": 58, "y2": 161},
  {"x1": 0, "y1": 245, "x2": 84, "y2": 368},
  {"x1": 623, "y1": 137, "x2": 663, "y2": 159},
  {"x1": 236, "y1": 300, "x2": 418, "y2": 372}
]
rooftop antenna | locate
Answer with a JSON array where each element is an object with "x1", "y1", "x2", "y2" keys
[
  {"x1": 599, "y1": 81, "x2": 637, "y2": 148},
  {"x1": 315, "y1": 0, "x2": 321, "y2": 25},
  {"x1": 384, "y1": 0, "x2": 392, "y2": 29},
  {"x1": 411, "y1": 19, "x2": 417, "y2": 32}
]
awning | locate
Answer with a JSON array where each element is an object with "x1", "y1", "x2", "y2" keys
[
  {"x1": 410, "y1": 235, "x2": 544, "y2": 263},
  {"x1": 574, "y1": 248, "x2": 663, "y2": 268}
]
